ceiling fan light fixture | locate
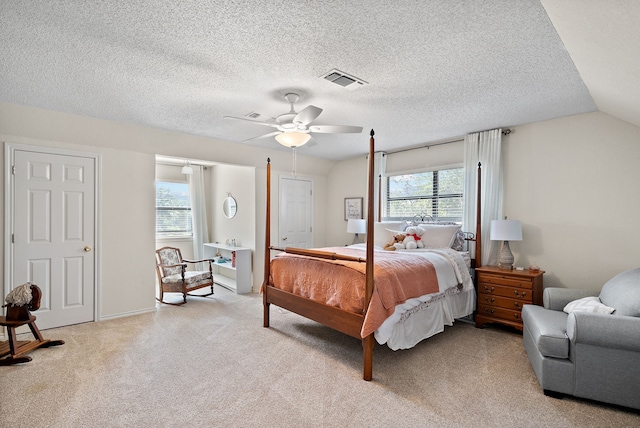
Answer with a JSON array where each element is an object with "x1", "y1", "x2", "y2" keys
[{"x1": 275, "y1": 132, "x2": 311, "y2": 148}]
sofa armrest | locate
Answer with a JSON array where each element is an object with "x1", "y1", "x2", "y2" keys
[
  {"x1": 567, "y1": 312, "x2": 640, "y2": 352},
  {"x1": 543, "y1": 288, "x2": 598, "y2": 311}
]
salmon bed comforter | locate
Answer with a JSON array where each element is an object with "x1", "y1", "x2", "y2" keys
[{"x1": 268, "y1": 247, "x2": 443, "y2": 337}]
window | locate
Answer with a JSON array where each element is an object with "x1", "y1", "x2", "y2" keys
[
  {"x1": 155, "y1": 181, "x2": 192, "y2": 237},
  {"x1": 386, "y1": 167, "x2": 463, "y2": 221}
]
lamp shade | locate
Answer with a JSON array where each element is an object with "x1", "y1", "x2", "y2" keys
[
  {"x1": 490, "y1": 220, "x2": 522, "y2": 241},
  {"x1": 347, "y1": 219, "x2": 367, "y2": 234},
  {"x1": 275, "y1": 132, "x2": 311, "y2": 148}
]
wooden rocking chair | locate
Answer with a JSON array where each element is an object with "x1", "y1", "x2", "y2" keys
[
  {"x1": 0, "y1": 283, "x2": 64, "y2": 366},
  {"x1": 155, "y1": 246, "x2": 215, "y2": 305}
]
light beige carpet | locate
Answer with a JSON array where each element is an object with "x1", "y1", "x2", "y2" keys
[{"x1": 1, "y1": 286, "x2": 638, "y2": 428}]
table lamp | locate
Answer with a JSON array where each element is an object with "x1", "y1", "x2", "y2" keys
[
  {"x1": 490, "y1": 219, "x2": 522, "y2": 270},
  {"x1": 347, "y1": 219, "x2": 367, "y2": 245}
]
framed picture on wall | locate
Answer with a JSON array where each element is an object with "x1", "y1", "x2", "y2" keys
[{"x1": 344, "y1": 197, "x2": 363, "y2": 221}]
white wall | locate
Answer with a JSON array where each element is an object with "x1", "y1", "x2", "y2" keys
[
  {"x1": 326, "y1": 142, "x2": 466, "y2": 246},
  {"x1": 211, "y1": 163, "x2": 255, "y2": 249},
  {"x1": 4, "y1": 100, "x2": 637, "y2": 322},
  {"x1": 326, "y1": 111, "x2": 640, "y2": 291},
  {"x1": 0, "y1": 102, "x2": 335, "y2": 320},
  {"x1": 503, "y1": 111, "x2": 640, "y2": 289}
]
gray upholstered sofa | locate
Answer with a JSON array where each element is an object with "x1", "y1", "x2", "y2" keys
[{"x1": 522, "y1": 268, "x2": 640, "y2": 410}]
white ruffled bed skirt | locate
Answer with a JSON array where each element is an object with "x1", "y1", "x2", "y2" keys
[{"x1": 375, "y1": 288, "x2": 476, "y2": 350}]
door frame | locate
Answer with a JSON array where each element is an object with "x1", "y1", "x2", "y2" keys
[
  {"x1": 4, "y1": 142, "x2": 102, "y2": 328},
  {"x1": 278, "y1": 173, "x2": 314, "y2": 249}
]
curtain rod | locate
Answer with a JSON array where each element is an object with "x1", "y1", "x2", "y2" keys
[
  {"x1": 156, "y1": 161, "x2": 208, "y2": 170},
  {"x1": 385, "y1": 138, "x2": 464, "y2": 155},
  {"x1": 384, "y1": 128, "x2": 511, "y2": 156}
]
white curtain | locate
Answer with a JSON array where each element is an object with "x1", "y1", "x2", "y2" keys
[
  {"x1": 188, "y1": 165, "x2": 209, "y2": 270},
  {"x1": 372, "y1": 152, "x2": 387, "y2": 221},
  {"x1": 463, "y1": 129, "x2": 503, "y2": 266}
]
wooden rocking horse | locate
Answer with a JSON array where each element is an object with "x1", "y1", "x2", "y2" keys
[{"x1": 0, "y1": 283, "x2": 64, "y2": 366}]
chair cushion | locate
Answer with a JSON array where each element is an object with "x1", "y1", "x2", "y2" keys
[
  {"x1": 162, "y1": 271, "x2": 211, "y2": 284},
  {"x1": 599, "y1": 268, "x2": 640, "y2": 317},
  {"x1": 522, "y1": 305, "x2": 570, "y2": 359},
  {"x1": 157, "y1": 248, "x2": 183, "y2": 276}
]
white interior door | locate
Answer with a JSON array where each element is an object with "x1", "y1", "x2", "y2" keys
[
  {"x1": 10, "y1": 148, "x2": 96, "y2": 330},
  {"x1": 279, "y1": 176, "x2": 313, "y2": 248}
]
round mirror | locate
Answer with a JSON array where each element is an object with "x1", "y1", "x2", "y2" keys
[{"x1": 223, "y1": 195, "x2": 237, "y2": 218}]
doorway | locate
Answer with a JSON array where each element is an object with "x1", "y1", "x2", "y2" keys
[{"x1": 5, "y1": 143, "x2": 99, "y2": 330}]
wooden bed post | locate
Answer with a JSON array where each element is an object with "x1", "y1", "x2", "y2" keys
[
  {"x1": 363, "y1": 129, "x2": 376, "y2": 381},
  {"x1": 263, "y1": 158, "x2": 271, "y2": 328}
]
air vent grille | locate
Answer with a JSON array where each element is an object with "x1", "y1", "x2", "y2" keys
[
  {"x1": 245, "y1": 112, "x2": 273, "y2": 122},
  {"x1": 320, "y1": 69, "x2": 367, "y2": 90}
]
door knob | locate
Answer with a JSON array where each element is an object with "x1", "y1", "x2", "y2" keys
[
  {"x1": 84, "y1": 246, "x2": 92, "y2": 252},
  {"x1": 282, "y1": 237, "x2": 288, "y2": 241}
]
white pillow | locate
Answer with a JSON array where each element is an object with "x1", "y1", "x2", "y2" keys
[
  {"x1": 563, "y1": 296, "x2": 615, "y2": 315},
  {"x1": 373, "y1": 221, "x2": 405, "y2": 247},
  {"x1": 420, "y1": 224, "x2": 462, "y2": 248}
]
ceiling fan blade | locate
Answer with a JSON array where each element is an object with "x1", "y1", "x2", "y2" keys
[
  {"x1": 241, "y1": 131, "x2": 281, "y2": 142},
  {"x1": 309, "y1": 125, "x2": 363, "y2": 134},
  {"x1": 224, "y1": 116, "x2": 278, "y2": 128},
  {"x1": 294, "y1": 105, "x2": 323, "y2": 125}
]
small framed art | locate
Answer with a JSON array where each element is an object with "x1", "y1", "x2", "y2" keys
[{"x1": 344, "y1": 197, "x2": 363, "y2": 221}]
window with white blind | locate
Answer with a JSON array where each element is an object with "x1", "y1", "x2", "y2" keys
[
  {"x1": 386, "y1": 167, "x2": 463, "y2": 221},
  {"x1": 155, "y1": 181, "x2": 192, "y2": 237}
]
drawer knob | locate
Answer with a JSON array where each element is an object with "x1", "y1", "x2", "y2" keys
[
  {"x1": 484, "y1": 308, "x2": 495, "y2": 314},
  {"x1": 514, "y1": 302, "x2": 520, "y2": 308},
  {"x1": 484, "y1": 297, "x2": 495, "y2": 303},
  {"x1": 484, "y1": 286, "x2": 495, "y2": 292},
  {"x1": 515, "y1": 313, "x2": 521, "y2": 320}
]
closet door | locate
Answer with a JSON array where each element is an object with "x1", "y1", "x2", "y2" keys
[
  {"x1": 278, "y1": 176, "x2": 313, "y2": 248},
  {"x1": 10, "y1": 148, "x2": 97, "y2": 329}
]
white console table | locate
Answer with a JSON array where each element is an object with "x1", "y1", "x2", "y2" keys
[{"x1": 203, "y1": 243, "x2": 252, "y2": 294}]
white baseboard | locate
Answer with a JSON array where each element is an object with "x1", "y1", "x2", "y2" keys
[{"x1": 98, "y1": 306, "x2": 157, "y2": 322}]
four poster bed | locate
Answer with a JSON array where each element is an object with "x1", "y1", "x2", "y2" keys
[{"x1": 262, "y1": 130, "x2": 482, "y2": 380}]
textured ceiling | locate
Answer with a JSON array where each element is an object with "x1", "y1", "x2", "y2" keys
[{"x1": 0, "y1": 1, "x2": 601, "y2": 160}]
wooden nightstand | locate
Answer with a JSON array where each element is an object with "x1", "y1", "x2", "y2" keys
[{"x1": 475, "y1": 266, "x2": 544, "y2": 331}]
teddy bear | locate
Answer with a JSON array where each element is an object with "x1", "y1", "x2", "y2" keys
[
  {"x1": 402, "y1": 226, "x2": 425, "y2": 249},
  {"x1": 383, "y1": 233, "x2": 406, "y2": 251}
]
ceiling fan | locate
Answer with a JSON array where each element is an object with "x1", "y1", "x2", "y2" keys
[{"x1": 224, "y1": 93, "x2": 363, "y2": 148}]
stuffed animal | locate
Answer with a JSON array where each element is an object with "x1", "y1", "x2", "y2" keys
[
  {"x1": 402, "y1": 226, "x2": 419, "y2": 249},
  {"x1": 384, "y1": 233, "x2": 406, "y2": 251},
  {"x1": 414, "y1": 226, "x2": 426, "y2": 248}
]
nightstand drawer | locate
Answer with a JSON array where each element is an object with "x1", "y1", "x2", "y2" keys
[
  {"x1": 478, "y1": 294, "x2": 528, "y2": 310},
  {"x1": 477, "y1": 273, "x2": 533, "y2": 289},
  {"x1": 477, "y1": 304, "x2": 523, "y2": 323},
  {"x1": 478, "y1": 283, "x2": 531, "y2": 300}
]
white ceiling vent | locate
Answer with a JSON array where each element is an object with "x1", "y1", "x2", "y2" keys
[
  {"x1": 320, "y1": 69, "x2": 368, "y2": 90},
  {"x1": 245, "y1": 111, "x2": 272, "y2": 121}
]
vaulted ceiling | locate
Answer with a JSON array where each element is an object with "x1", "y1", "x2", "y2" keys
[{"x1": 1, "y1": 1, "x2": 637, "y2": 160}]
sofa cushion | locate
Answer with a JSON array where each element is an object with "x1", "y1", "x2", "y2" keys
[
  {"x1": 522, "y1": 305, "x2": 570, "y2": 359},
  {"x1": 599, "y1": 268, "x2": 640, "y2": 317}
]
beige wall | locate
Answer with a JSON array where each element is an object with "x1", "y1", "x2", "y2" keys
[
  {"x1": 503, "y1": 111, "x2": 640, "y2": 289},
  {"x1": 0, "y1": 102, "x2": 334, "y2": 321},
  {"x1": 4, "y1": 100, "x2": 638, "y2": 323},
  {"x1": 326, "y1": 111, "x2": 640, "y2": 291},
  {"x1": 326, "y1": 141, "x2": 466, "y2": 246}
]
